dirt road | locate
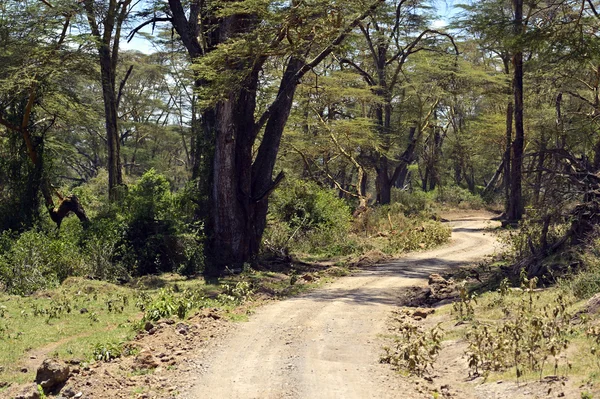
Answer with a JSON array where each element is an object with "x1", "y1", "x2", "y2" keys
[{"x1": 185, "y1": 213, "x2": 501, "y2": 399}]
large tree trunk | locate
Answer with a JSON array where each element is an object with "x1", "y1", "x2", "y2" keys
[
  {"x1": 98, "y1": 51, "x2": 123, "y2": 201},
  {"x1": 507, "y1": 0, "x2": 524, "y2": 222},
  {"x1": 504, "y1": 101, "x2": 513, "y2": 212},
  {"x1": 165, "y1": 0, "x2": 384, "y2": 275},
  {"x1": 83, "y1": 0, "x2": 130, "y2": 202}
]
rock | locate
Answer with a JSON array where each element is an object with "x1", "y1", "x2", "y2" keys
[
  {"x1": 35, "y1": 359, "x2": 70, "y2": 392},
  {"x1": 586, "y1": 293, "x2": 600, "y2": 314},
  {"x1": 79, "y1": 308, "x2": 88, "y2": 314},
  {"x1": 133, "y1": 350, "x2": 159, "y2": 370},
  {"x1": 15, "y1": 383, "x2": 41, "y2": 399},
  {"x1": 144, "y1": 321, "x2": 154, "y2": 332},
  {"x1": 176, "y1": 323, "x2": 189, "y2": 335},
  {"x1": 61, "y1": 387, "x2": 77, "y2": 398},
  {"x1": 20, "y1": 367, "x2": 28, "y2": 373},
  {"x1": 428, "y1": 273, "x2": 447, "y2": 285},
  {"x1": 412, "y1": 308, "x2": 435, "y2": 319}
]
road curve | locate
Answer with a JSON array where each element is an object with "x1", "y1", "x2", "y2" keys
[{"x1": 184, "y1": 213, "x2": 501, "y2": 399}]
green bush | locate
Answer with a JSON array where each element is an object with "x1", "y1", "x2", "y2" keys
[
  {"x1": 264, "y1": 179, "x2": 353, "y2": 256},
  {"x1": 391, "y1": 189, "x2": 435, "y2": 216},
  {"x1": 0, "y1": 228, "x2": 86, "y2": 295},
  {"x1": 117, "y1": 169, "x2": 204, "y2": 276},
  {"x1": 435, "y1": 185, "x2": 484, "y2": 209}
]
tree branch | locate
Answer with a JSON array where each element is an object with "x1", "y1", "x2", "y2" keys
[
  {"x1": 254, "y1": 0, "x2": 385, "y2": 134},
  {"x1": 339, "y1": 58, "x2": 376, "y2": 86},
  {"x1": 127, "y1": 17, "x2": 173, "y2": 42},
  {"x1": 116, "y1": 64, "x2": 134, "y2": 110}
]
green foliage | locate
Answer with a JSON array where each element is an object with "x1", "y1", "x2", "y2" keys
[
  {"x1": 452, "y1": 282, "x2": 478, "y2": 321},
  {"x1": 140, "y1": 287, "x2": 205, "y2": 322},
  {"x1": 381, "y1": 319, "x2": 444, "y2": 377},
  {"x1": 117, "y1": 169, "x2": 204, "y2": 276},
  {"x1": 434, "y1": 186, "x2": 485, "y2": 209},
  {"x1": 391, "y1": 189, "x2": 435, "y2": 216},
  {"x1": 465, "y1": 276, "x2": 574, "y2": 380},
  {"x1": 355, "y1": 204, "x2": 451, "y2": 255},
  {"x1": 264, "y1": 179, "x2": 353, "y2": 256},
  {"x1": 217, "y1": 281, "x2": 253, "y2": 305},
  {"x1": 0, "y1": 228, "x2": 85, "y2": 295},
  {"x1": 563, "y1": 237, "x2": 600, "y2": 300},
  {"x1": 92, "y1": 341, "x2": 136, "y2": 362}
]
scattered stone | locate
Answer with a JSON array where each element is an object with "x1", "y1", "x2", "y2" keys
[
  {"x1": 428, "y1": 273, "x2": 447, "y2": 285},
  {"x1": 21, "y1": 367, "x2": 28, "y2": 373},
  {"x1": 15, "y1": 383, "x2": 41, "y2": 399},
  {"x1": 30, "y1": 356, "x2": 37, "y2": 360},
  {"x1": 144, "y1": 321, "x2": 154, "y2": 332},
  {"x1": 79, "y1": 308, "x2": 88, "y2": 314},
  {"x1": 35, "y1": 359, "x2": 70, "y2": 392},
  {"x1": 411, "y1": 308, "x2": 435, "y2": 319},
  {"x1": 176, "y1": 323, "x2": 190, "y2": 335},
  {"x1": 74, "y1": 392, "x2": 83, "y2": 398},
  {"x1": 133, "y1": 350, "x2": 159, "y2": 370},
  {"x1": 61, "y1": 387, "x2": 77, "y2": 398},
  {"x1": 586, "y1": 293, "x2": 600, "y2": 314},
  {"x1": 0, "y1": 381, "x2": 8, "y2": 388}
]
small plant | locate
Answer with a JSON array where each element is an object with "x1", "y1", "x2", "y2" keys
[
  {"x1": 88, "y1": 312, "x2": 99, "y2": 323},
  {"x1": 381, "y1": 320, "x2": 444, "y2": 377},
  {"x1": 91, "y1": 341, "x2": 136, "y2": 362},
  {"x1": 452, "y1": 282, "x2": 477, "y2": 321},
  {"x1": 217, "y1": 281, "x2": 253, "y2": 305},
  {"x1": 587, "y1": 326, "x2": 600, "y2": 369},
  {"x1": 464, "y1": 278, "x2": 574, "y2": 381},
  {"x1": 142, "y1": 287, "x2": 204, "y2": 322}
]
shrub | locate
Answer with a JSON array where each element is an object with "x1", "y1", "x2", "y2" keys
[
  {"x1": 264, "y1": 179, "x2": 353, "y2": 256},
  {"x1": 391, "y1": 189, "x2": 434, "y2": 216},
  {"x1": 435, "y1": 185, "x2": 484, "y2": 209},
  {"x1": 0, "y1": 228, "x2": 85, "y2": 295},
  {"x1": 117, "y1": 169, "x2": 204, "y2": 276}
]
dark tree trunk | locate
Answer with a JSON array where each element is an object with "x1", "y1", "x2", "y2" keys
[
  {"x1": 165, "y1": 0, "x2": 384, "y2": 275},
  {"x1": 83, "y1": 0, "x2": 131, "y2": 202},
  {"x1": 376, "y1": 163, "x2": 392, "y2": 205},
  {"x1": 504, "y1": 102, "x2": 513, "y2": 213},
  {"x1": 507, "y1": 0, "x2": 524, "y2": 222},
  {"x1": 98, "y1": 52, "x2": 123, "y2": 201}
]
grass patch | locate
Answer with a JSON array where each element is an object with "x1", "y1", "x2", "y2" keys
[{"x1": 0, "y1": 261, "x2": 350, "y2": 389}]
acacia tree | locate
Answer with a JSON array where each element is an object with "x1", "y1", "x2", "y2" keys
[
  {"x1": 131, "y1": 0, "x2": 386, "y2": 274},
  {"x1": 339, "y1": 0, "x2": 457, "y2": 203},
  {"x1": 82, "y1": 0, "x2": 134, "y2": 201},
  {"x1": 0, "y1": 0, "x2": 89, "y2": 229}
]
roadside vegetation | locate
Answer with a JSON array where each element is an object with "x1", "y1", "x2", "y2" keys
[
  {"x1": 0, "y1": 165, "x2": 459, "y2": 392},
  {"x1": 382, "y1": 214, "x2": 600, "y2": 397}
]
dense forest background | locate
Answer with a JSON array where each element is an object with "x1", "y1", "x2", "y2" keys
[{"x1": 2, "y1": 0, "x2": 600, "y2": 292}]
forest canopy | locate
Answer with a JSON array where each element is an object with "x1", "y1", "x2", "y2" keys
[{"x1": 2, "y1": 0, "x2": 600, "y2": 286}]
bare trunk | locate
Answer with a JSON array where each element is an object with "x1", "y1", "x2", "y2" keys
[
  {"x1": 504, "y1": 102, "x2": 513, "y2": 213},
  {"x1": 507, "y1": 0, "x2": 524, "y2": 222},
  {"x1": 99, "y1": 51, "x2": 123, "y2": 201}
]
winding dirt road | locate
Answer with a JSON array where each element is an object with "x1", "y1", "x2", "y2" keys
[{"x1": 185, "y1": 213, "x2": 501, "y2": 399}]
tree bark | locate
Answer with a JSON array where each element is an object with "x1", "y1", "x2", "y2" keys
[
  {"x1": 165, "y1": 0, "x2": 385, "y2": 275},
  {"x1": 83, "y1": 0, "x2": 131, "y2": 201},
  {"x1": 507, "y1": 0, "x2": 524, "y2": 223}
]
